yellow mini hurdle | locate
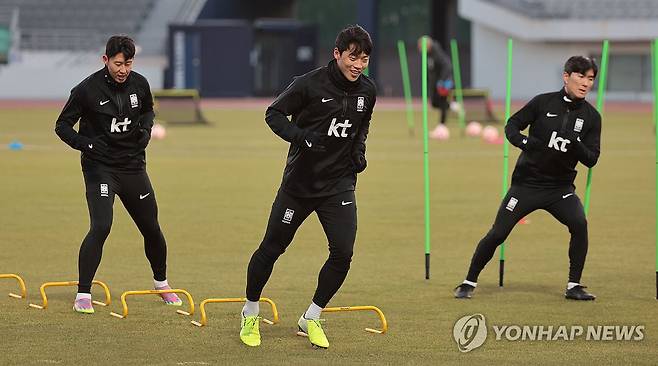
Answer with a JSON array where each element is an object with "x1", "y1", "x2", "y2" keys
[
  {"x1": 190, "y1": 297, "x2": 279, "y2": 327},
  {"x1": 110, "y1": 289, "x2": 195, "y2": 319},
  {"x1": 29, "y1": 280, "x2": 111, "y2": 309},
  {"x1": 0, "y1": 273, "x2": 27, "y2": 299},
  {"x1": 296, "y1": 305, "x2": 388, "y2": 336}
]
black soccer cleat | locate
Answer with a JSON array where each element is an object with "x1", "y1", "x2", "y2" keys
[
  {"x1": 454, "y1": 284, "x2": 475, "y2": 299},
  {"x1": 565, "y1": 285, "x2": 596, "y2": 301}
]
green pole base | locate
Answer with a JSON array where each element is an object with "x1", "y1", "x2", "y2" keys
[
  {"x1": 499, "y1": 260, "x2": 505, "y2": 287},
  {"x1": 425, "y1": 253, "x2": 430, "y2": 280}
]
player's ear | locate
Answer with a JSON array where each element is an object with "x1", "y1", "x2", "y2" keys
[
  {"x1": 562, "y1": 72, "x2": 569, "y2": 85},
  {"x1": 102, "y1": 54, "x2": 109, "y2": 65},
  {"x1": 333, "y1": 48, "x2": 341, "y2": 61}
]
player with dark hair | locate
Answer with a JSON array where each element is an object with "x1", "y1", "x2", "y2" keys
[
  {"x1": 239, "y1": 25, "x2": 377, "y2": 348},
  {"x1": 55, "y1": 35, "x2": 182, "y2": 314},
  {"x1": 454, "y1": 56, "x2": 601, "y2": 301}
]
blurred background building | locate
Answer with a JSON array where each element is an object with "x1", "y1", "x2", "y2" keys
[
  {"x1": 462, "y1": 0, "x2": 658, "y2": 101},
  {"x1": 0, "y1": 0, "x2": 655, "y2": 100}
]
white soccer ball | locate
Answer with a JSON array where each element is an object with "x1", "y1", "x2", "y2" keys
[
  {"x1": 430, "y1": 124, "x2": 450, "y2": 140},
  {"x1": 466, "y1": 121, "x2": 483, "y2": 137},
  {"x1": 151, "y1": 123, "x2": 167, "y2": 140},
  {"x1": 481, "y1": 125, "x2": 499, "y2": 143}
]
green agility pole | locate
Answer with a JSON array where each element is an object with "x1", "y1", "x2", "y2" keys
[
  {"x1": 450, "y1": 39, "x2": 466, "y2": 135},
  {"x1": 651, "y1": 42, "x2": 658, "y2": 129},
  {"x1": 421, "y1": 36, "x2": 431, "y2": 279},
  {"x1": 397, "y1": 40, "x2": 415, "y2": 135},
  {"x1": 653, "y1": 38, "x2": 658, "y2": 299},
  {"x1": 499, "y1": 38, "x2": 513, "y2": 287},
  {"x1": 584, "y1": 40, "x2": 609, "y2": 216}
]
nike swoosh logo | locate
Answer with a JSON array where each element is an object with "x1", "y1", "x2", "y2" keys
[
  {"x1": 341, "y1": 201, "x2": 353, "y2": 206},
  {"x1": 139, "y1": 193, "x2": 151, "y2": 200},
  {"x1": 522, "y1": 138, "x2": 527, "y2": 145},
  {"x1": 562, "y1": 193, "x2": 573, "y2": 199},
  {"x1": 100, "y1": 100, "x2": 110, "y2": 106},
  {"x1": 305, "y1": 140, "x2": 312, "y2": 147},
  {"x1": 546, "y1": 113, "x2": 557, "y2": 117},
  {"x1": 88, "y1": 144, "x2": 93, "y2": 149},
  {"x1": 321, "y1": 98, "x2": 333, "y2": 103}
]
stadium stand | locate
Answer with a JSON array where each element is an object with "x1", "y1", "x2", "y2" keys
[
  {"x1": 0, "y1": 0, "x2": 206, "y2": 97},
  {"x1": 0, "y1": 0, "x2": 154, "y2": 51},
  {"x1": 487, "y1": 0, "x2": 658, "y2": 19}
]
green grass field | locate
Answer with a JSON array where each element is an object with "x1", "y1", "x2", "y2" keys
[{"x1": 1, "y1": 104, "x2": 658, "y2": 365}]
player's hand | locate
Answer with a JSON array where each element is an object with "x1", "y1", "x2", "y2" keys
[
  {"x1": 521, "y1": 135, "x2": 542, "y2": 151},
  {"x1": 301, "y1": 130, "x2": 327, "y2": 151},
  {"x1": 137, "y1": 128, "x2": 151, "y2": 149},
  {"x1": 436, "y1": 79, "x2": 453, "y2": 97},
  {"x1": 79, "y1": 136, "x2": 109, "y2": 156},
  {"x1": 563, "y1": 130, "x2": 581, "y2": 146},
  {"x1": 352, "y1": 153, "x2": 367, "y2": 173}
]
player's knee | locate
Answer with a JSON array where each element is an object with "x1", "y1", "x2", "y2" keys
[
  {"x1": 255, "y1": 243, "x2": 285, "y2": 263},
  {"x1": 142, "y1": 224, "x2": 163, "y2": 241},
  {"x1": 89, "y1": 221, "x2": 112, "y2": 239},
  {"x1": 568, "y1": 216, "x2": 588, "y2": 233},
  {"x1": 485, "y1": 228, "x2": 508, "y2": 245},
  {"x1": 328, "y1": 248, "x2": 353, "y2": 270},
  {"x1": 327, "y1": 257, "x2": 351, "y2": 273}
]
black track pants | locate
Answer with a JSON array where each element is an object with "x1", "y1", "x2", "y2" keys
[
  {"x1": 246, "y1": 189, "x2": 357, "y2": 307},
  {"x1": 78, "y1": 168, "x2": 167, "y2": 293},
  {"x1": 466, "y1": 185, "x2": 588, "y2": 284}
]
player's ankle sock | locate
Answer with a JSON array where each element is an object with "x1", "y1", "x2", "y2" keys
[
  {"x1": 242, "y1": 300, "x2": 259, "y2": 317},
  {"x1": 567, "y1": 282, "x2": 580, "y2": 290},
  {"x1": 304, "y1": 302, "x2": 323, "y2": 320},
  {"x1": 462, "y1": 280, "x2": 477, "y2": 287},
  {"x1": 154, "y1": 279, "x2": 169, "y2": 288},
  {"x1": 76, "y1": 292, "x2": 92, "y2": 301}
]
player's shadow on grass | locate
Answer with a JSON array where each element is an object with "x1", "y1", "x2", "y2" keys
[{"x1": 473, "y1": 282, "x2": 559, "y2": 298}]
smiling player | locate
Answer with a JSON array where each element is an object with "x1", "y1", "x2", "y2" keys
[
  {"x1": 55, "y1": 35, "x2": 182, "y2": 314},
  {"x1": 238, "y1": 25, "x2": 377, "y2": 348}
]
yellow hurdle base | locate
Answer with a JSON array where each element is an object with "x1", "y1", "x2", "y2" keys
[{"x1": 0, "y1": 274, "x2": 27, "y2": 299}]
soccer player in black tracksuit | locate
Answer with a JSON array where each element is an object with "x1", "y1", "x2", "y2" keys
[
  {"x1": 239, "y1": 25, "x2": 377, "y2": 349},
  {"x1": 55, "y1": 36, "x2": 182, "y2": 314},
  {"x1": 454, "y1": 56, "x2": 601, "y2": 301}
]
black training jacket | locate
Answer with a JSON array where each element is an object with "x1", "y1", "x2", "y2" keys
[
  {"x1": 55, "y1": 67, "x2": 154, "y2": 172},
  {"x1": 506, "y1": 89, "x2": 601, "y2": 188},
  {"x1": 265, "y1": 59, "x2": 377, "y2": 198}
]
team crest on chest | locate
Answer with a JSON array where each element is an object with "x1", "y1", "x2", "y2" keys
[
  {"x1": 357, "y1": 96, "x2": 365, "y2": 112},
  {"x1": 574, "y1": 118, "x2": 584, "y2": 132},
  {"x1": 130, "y1": 93, "x2": 139, "y2": 108}
]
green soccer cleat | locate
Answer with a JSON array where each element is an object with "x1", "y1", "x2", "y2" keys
[
  {"x1": 299, "y1": 316, "x2": 329, "y2": 349},
  {"x1": 240, "y1": 314, "x2": 261, "y2": 347}
]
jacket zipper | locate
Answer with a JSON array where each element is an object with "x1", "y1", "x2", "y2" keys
[
  {"x1": 560, "y1": 107, "x2": 570, "y2": 133},
  {"x1": 342, "y1": 91, "x2": 348, "y2": 117},
  {"x1": 116, "y1": 90, "x2": 123, "y2": 116}
]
